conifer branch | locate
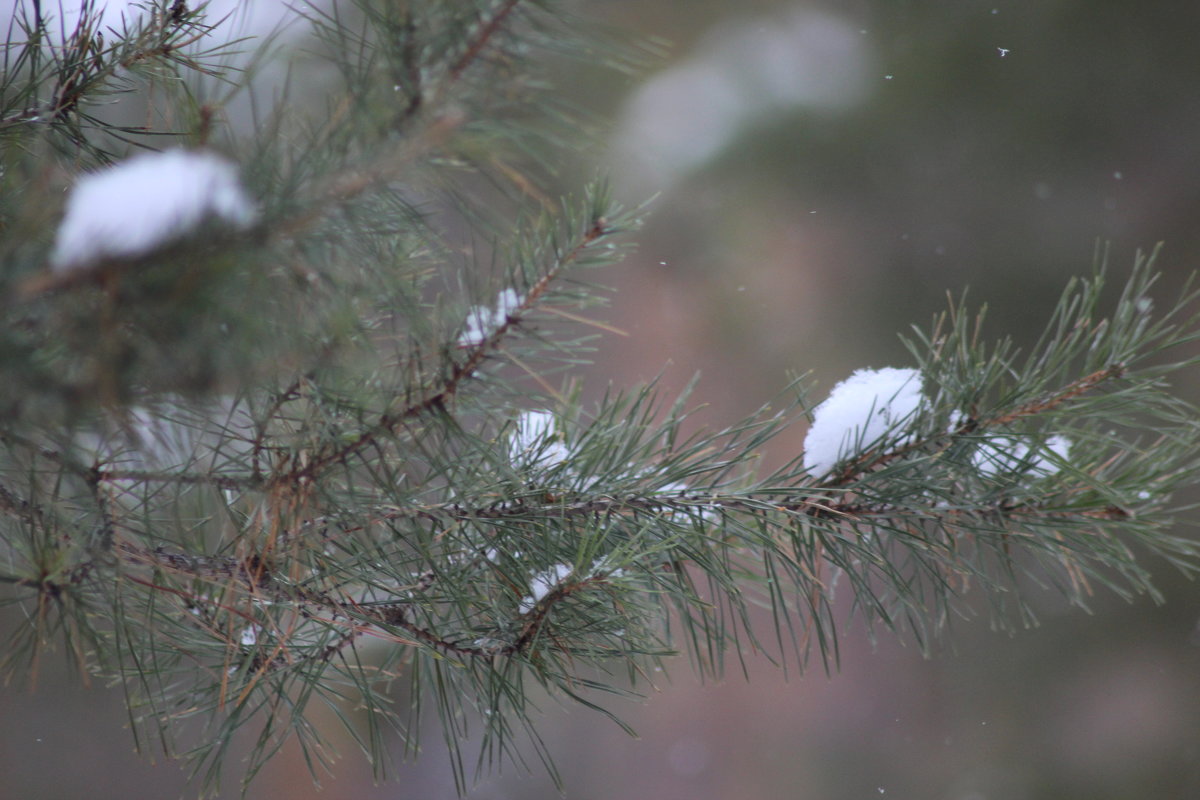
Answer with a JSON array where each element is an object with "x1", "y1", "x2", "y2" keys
[
  {"x1": 446, "y1": 0, "x2": 523, "y2": 85},
  {"x1": 984, "y1": 363, "x2": 1126, "y2": 425},
  {"x1": 0, "y1": 477, "x2": 47, "y2": 528},
  {"x1": 2, "y1": 4, "x2": 1199, "y2": 797},
  {"x1": 284, "y1": 216, "x2": 613, "y2": 484},
  {"x1": 832, "y1": 361, "x2": 1129, "y2": 483}
]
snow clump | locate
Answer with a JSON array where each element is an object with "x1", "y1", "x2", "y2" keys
[
  {"x1": 518, "y1": 563, "x2": 574, "y2": 613},
  {"x1": 51, "y1": 149, "x2": 258, "y2": 272},
  {"x1": 458, "y1": 288, "x2": 524, "y2": 347},
  {"x1": 239, "y1": 625, "x2": 261, "y2": 647},
  {"x1": 510, "y1": 409, "x2": 571, "y2": 471},
  {"x1": 972, "y1": 434, "x2": 1072, "y2": 478},
  {"x1": 803, "y1": 367, "x2": 924, "y2": 478}
]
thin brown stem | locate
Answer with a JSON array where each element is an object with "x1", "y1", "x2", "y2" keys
[
  {"x1": 282, "y1": 218, "x2": 612, "y2": 485},
  {"x1": 830, "y1": 362, "x2": 1127, "y2": 484},
  {"x1": 447, "y1": 0, "x2": 523, "y2": 85},
  {"x1": 986, "y1": 363, "x2": 1125, "y2": 426},
  {"x1": 94, "y1": 468, "x2": 264, "y2": 491}
]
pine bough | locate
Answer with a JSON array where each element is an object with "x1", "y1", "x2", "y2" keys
[{"x1": 1, "y1": 1, "x2": 1198, "y2": 795}]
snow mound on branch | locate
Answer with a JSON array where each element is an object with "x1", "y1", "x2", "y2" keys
[
  {"x1": 973, "y1": 434, "x2": 1072, "y2": 478},
  {"x1": 803, "y1": 367, "x2": 924, "y2": 478},
  {"x1": 51, "y1": 149, "x2": 257, "y2": 272},
  {"x1": 458, "y1": 288, "x2": 524, "y2": 347},
  {"x1": 509, "y1": 409, "x2": 570, "y2": 470},
  {"x1": 519, "y1": 563, "x2": 574, "y2": 613}
]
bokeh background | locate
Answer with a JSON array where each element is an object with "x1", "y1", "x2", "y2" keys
[{"x1": 4, "y1": 0, "x2": 1200, "y2": 797}]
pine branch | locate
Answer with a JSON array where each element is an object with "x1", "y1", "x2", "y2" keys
[
  {"x1": 2, "y1": 3, "x2": 1199, "y2": 797},
  {"x1": 285, "y1": 214, "x2": 616, "y2": 485},
  {"x1": 446, "y1": 0, "x2": 523, "y2": 85}
]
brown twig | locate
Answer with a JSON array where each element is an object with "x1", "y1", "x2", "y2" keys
[
  {"x1": 281, "y1": 218, "x2": 612, "y2": 486},
  {"x1": 986, "y1": 364, "x2": 1125, "y2": 426},
  {"x1": 0, "y1": 478, "x2": 48, "y2": 528},
  {"x1": 447, "y1": 0, "x2": 523, "y2": 85}
]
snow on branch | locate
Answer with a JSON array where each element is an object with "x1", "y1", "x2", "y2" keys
[
  {"x1": 509, "y1": 409, "x2": 570, "y2": 470},
  {"x1": 802, "y1": 367, "x2": 924, "y2": 479},
  {"x1": 972, "y1": 434, "x2": 1072, "y2": 479},
  {"x1": 50, "y1": 149, "x2": 258, "y2": 272},
  {"x1": 518, "y1": 563, "x2": 574, "y2": 613},
  {"x1": 458, "y1": 288, "x2": 524, "y2": 347}
]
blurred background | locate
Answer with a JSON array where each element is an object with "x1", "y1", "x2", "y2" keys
[{"x1": 4, "y1": 0, "x2": 1200, "y2": 797}]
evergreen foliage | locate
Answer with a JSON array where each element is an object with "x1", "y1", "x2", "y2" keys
[{"x1": 1, "y1": 1, "x2": 1199, "y2": 795}]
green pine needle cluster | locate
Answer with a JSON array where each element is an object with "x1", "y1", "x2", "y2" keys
[{"x1": 1, "y1": 2, "x2": 1199, "y2": 796}]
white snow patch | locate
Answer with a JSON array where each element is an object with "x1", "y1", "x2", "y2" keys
[
  {"x1": 972, "y1": 434, "x2": 1072, "y2": 478},
  {"x1": 519, "y1": 563, "x2": 573, "y2": 613},
  {"x1": 458, "y1": 288, "x2": 524, "y2": 347},
  {"x1": 51, "y1": 149, "x2": 257, "y2": 271},
  {"x1": 510, "y1": 409, "x2": 570, "y2": 470},
  {"x1": 239, "y1": 625, "x2": 260, "y2": 647},
  {"x1": 803, "y1": 367, "x2": 924, "y2": 478},
  {"x1": 656, "y1": 480, "x2": 719, "y2": 524}
]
